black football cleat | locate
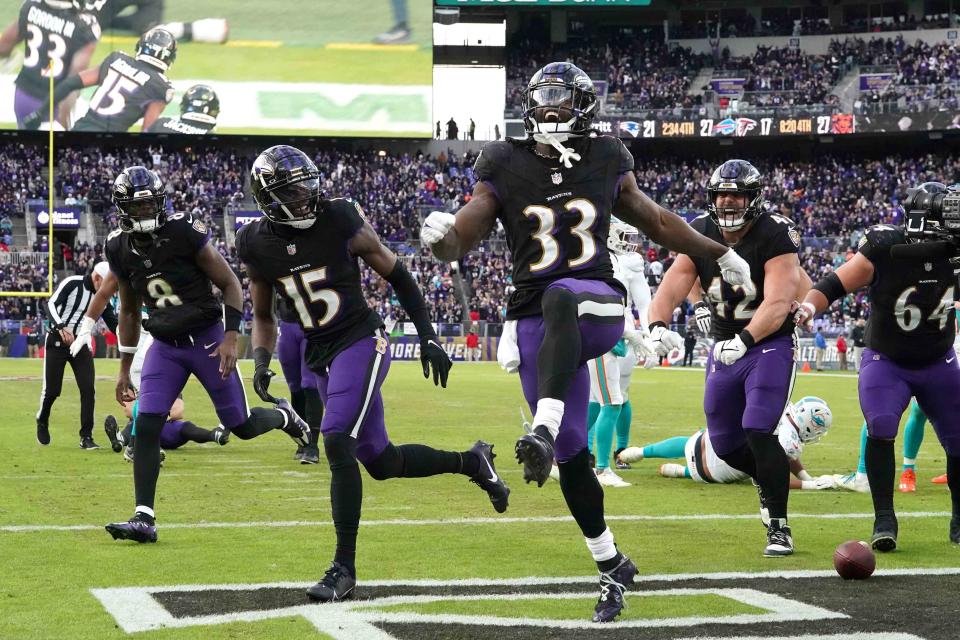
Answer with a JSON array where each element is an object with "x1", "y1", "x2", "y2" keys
[
  {"x1": 306, "y1": 562, "x2": 356, "y2": 602},
  {"x1": 80, "y1": 436, "x2": 101, "y2": 450},
  {"x1": 36, "y1": 420, "x2": 50, "y2": 446},
  {"x1": 294, "y1": 446, "x2": 305, "y2": 461},
  {"x1": 275, "y1": 398, "x2": 310, "y2": 447},
  {"x1": 871, "y1": 513, "x2": 899, "y2": 552},
  {"x1": 949, "y1": 514, "x2": 959, "y2": 544},
  {"x1": 763, "y1": 519, "x2": 794, "y2": 557},
  {"x1": 300, "y1": 444, "x2": 320, "y2": 465},
  {"x1": 468, "y1": 440, "x2": 510, "y2": 513},
  {"x1": 592, "y1": 554, "x2": 637, "y2": 623},
  {"x1": 515, "y1": 432, "x2": 554, "y2": 488},
  {"x1": 104, "y1": 415, "x2": 124, "y2": 453},
  {"x1": 105, "y1": 514, "x2": 157, "y2": 543},
  {"x1": 212, "y1": 426, "x2": 230, "y2": 446}
]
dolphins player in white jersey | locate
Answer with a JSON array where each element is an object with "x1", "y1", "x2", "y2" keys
[{"x1": 587, "y1": 219, "x2": 655, "y2": 487}]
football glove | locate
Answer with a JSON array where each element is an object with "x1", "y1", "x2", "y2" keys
[
  {"x1": 21, "y1": 109, "x2": 43, "y2": 131},
  {"x1": 793, "y1": 301, "x2": 816, "y2": 332},
  {"x1": 624, "y1": 329, "x2": 658, "y2": 361},
  {"x1": 713, "y1": 335, "x2": 749, "y2": 365},
  {"x1": 717, "y1": 249, "x2": 755, "y2": 295},
  {"x1": 69, "y1": 316, "x2": 96, "y2": 357},
  {"x1": 693, "y1": 301, "x2": 712, "y2": 335},
  {"x1": 252, "y1": 364, "x2": 277, "y2": 402},
  {"x1": 419, "y1": 211, "x2": 456, "y2": 246},
  {"x1": 649, "y1": 325, "x2": 683, "y2": 357},
  {"x1": 421, "y1": 337, "x2": 452, "y2": 388}
]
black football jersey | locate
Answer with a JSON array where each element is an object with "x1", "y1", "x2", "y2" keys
[
  {"x1": 71, "y1": 51, "x2": 173, "y2": 132},
  {"x1": 235, "y1": 197, "x2": 383, "y2": 370},
  {"x1": 859, "y1": 225, "x2": 957, "y2": 365},
  {"x1": 15, "y1": 2, "x2": 101, "y2": 99},
  {"x1": 474, "y1": 136, "x2": 631, "y2": 319},
  {"x1": 690, "y1": 212, "x2": 800, "y2": 342},
  {"x1": 146, "y1": 116, "x2": 215, "y2": 135},
  {"x1": 104, "y1": 213, "x2": 222, "y2": 340}
]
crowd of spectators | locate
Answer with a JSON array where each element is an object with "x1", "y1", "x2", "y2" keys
[
  {"x1": 673, "y1": 13, "x2": 951, "y2": 39},
  {"x1": 0, "y1": 143, "x2": 47, "y2": 219}
]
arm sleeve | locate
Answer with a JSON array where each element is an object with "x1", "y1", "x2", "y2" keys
[{"x1": 385, "y1": 261, "x2": 436, "y2": 340}]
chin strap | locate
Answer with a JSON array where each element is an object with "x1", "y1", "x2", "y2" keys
[{"x1": 533, "y1": 131, "x2": 581, "y2": 169}]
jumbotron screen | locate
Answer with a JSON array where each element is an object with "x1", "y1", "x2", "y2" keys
[{"x1": 0, "y1": 0, "x2": 432, "y2": 136}]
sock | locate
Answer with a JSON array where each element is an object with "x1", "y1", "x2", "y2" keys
[
  {"x1": 947, "y1": 455, "x2": 960, "y2": 517},
  {"x1": 616, "y1": 400, "x2": 632, "y2": 451},
  {"x1": 641, "y1": 436, "x2": 689, "y2": 459},
  {"x1": 586, "y1": 401, "x2": 600, "y2": 455},
  {"x1": 134, "y1": 505, "x2": 155, "y2": 524},
  {"x1": 746, "y1": 432, "x2": 790, "y2": 520},
  {"x1": 593, "y1": 405, "x2": 621, "y2": 470},
  {"x1": 397, "y1": 444, "x2": 470, "y2": 477},
  {"x1": 325, "y1": 434, "x2": 361, "y2": 575},
  {"x1": 537, "y1": 287, "x2": 582, "y2": 408},
  {"x1": 857, "y1": 422, "x2": 869, "y2": 474},
  {"x1": 902, "y1": 400, "x2": 926, "y2": 468},
  {"x1": 585, "y1": 526, "x2": 618, "y2": 565},
  {"x1": 120, "y1": 421, "x2": 133, "y2": 445},
  {"x1": 717, "y1": 442, "x2": 758, "y2": 478},
  {"x1": 229, "y1": 407, "x2": 285, "y2": 440},
  {"x1": 558, "y1": 448, "x2": 607, "y2": 539},
  {"x1": 902, "y1": 459, "x2": 917, "y2": 471},
  {"x1": 291, "y1": 389, "x2": 307, "y2": 423},
  {"x1": 533, "y1": 398, "x2": 564, "y2": 441},
  {"x1": 179, "y1": 421, "x2": 216, "y2": 444},
  {"x1": 303, "y1": 388, "x2": 325, "y2": 433},
  {"x1": 132, "y1": 413, "x2": 166, "y2": 511},
  {"x1": 865, "y1": 436, "x2": 896, "y2": 516}
]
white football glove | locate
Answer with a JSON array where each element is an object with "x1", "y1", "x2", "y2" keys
[
  {"x1": 624, "y1": 329, "x2": 657, "y2": 361},
  {"x1": 693, "y1": 301, "x2": 712, "y2": 335},
  {"x1": 717, "y1": 248, "x2": 755, "y2": 295},
  {"x1": 793, "y1": 301, "x2": 816, "y2": 332},
  {"x1": 712, "y1": 335, "x2": 749, "y2": 365},
  {"x1": 801, "y1": 475, "x2": 838, "y2": 490},
  {"x1": 419, "y1": 211, "x2": 456, "y2": 246},
  {"x1": 649, "y1": 325, "x2": 683, "y2": 357},
  {"x1": 69, "y1": 316, "x2": 96, "y2": 357}
]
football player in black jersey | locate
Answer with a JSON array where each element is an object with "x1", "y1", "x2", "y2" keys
[
  {"x1": 796, "y1": 181, "x2": 960, "y2": 551},
  {"x1": 419, "y1": 62, "x2": 753, "y2": 622},
  {"x1": 0, "y1": 0, "x2": 100, "y2": 128},
  {"x1": 22, "y1": 26, "x2": 175, "y2": 132},
  {"x1": 146, "y1": 83, "x2": 218, "y2": 135},
  {"x1": 648, "y1": 159, "x2": 807, "y2": 558},
  {"x1": 77, "y1": 166, "x2": 309, "y2": 544},
  {"x1": 236, "y1": 145, "x2": 510, "y2": 604}
]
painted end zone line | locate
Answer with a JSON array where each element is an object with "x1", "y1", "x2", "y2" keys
[{"x1": 1, "y1": 511, "x2": 952, "y2": 533}]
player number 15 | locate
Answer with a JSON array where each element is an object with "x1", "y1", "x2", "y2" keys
[{"x1": 279, "y1": 267, "x2": 341, "y2": 329}]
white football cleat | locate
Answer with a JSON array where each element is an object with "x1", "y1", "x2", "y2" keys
[
  {"x1": 659, "y1": 463, "x2": 687, "y2": 478},
  {"x1": 549, "y1": 465, "x2": 560, "y2": 482},
  {"x1": 596, "y1": 468, "x2": 631, "y2": 487},
  {"x1": 617, "y1": 446, "x2": 644, "y2": 464},
  {"x1": 836, "y1": 472, "x2": 871, "y2": 493}
]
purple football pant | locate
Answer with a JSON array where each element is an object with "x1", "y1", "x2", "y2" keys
[
  {"x1": 516, "y1": 278, "x2": 625, "y2": 463},
  {"x1": 859, "y1": 348, "x2": 960, "y2": 455},
  {"x1": 704, "y1": 334, "x2": 796, "y2": 456},
  {"x1": 314, "y1": 330, "x2": 391, "y2": 465},
  {"x1": 277, "y1": 320, "x2": 318, "y2": 393},
  {"x1": 138, "y1": 322, "x2": 249, "y2": 429},
  {"x1": 159, "y1": 420, "x2": 190, "y2": 450},
  {"x1": 14, "y1": 88, "x2": 43, "y2": 127}
]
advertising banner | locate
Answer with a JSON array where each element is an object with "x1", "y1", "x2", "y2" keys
[
  {"x1": 31, "y1": 204, "x2": 81, "y2": 228},
  {"x1": 709, "y1": 77, "x2": 745, "y2": 96},
  {"x1": 233, "y1": 210, "x2": 261, "y2": 229},
  {"x1": 859, "y1": 73, "x2": 894, "y2": 91}
]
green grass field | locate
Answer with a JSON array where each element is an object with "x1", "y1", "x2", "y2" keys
[{"x1": 1, "y1": 359, "x2": 958, "y2": 639}]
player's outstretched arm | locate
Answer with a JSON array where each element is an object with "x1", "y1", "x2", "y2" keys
[
  {"x1": 796, "y1": 253, "x2": 874, "y2": 329},
  {"x1": 423, "y1": 181, "x2": 499, "y2": 262},
  {"x1": 0, "y1": 20, "x2": 21, "y2": 57},
  {"x1": 116, "y1": 278, "x2": 141, "y2": 406},
  {"x1": 743, "y1": 252, "x2": 801, "y2": 344},
  {"x1": 351, "y1": 222, "x2": 453, "y2": 387},
  {"x1": 248, "y1": 270, "x2": 278, "y2": 402},
  {"x1": 195, "y1": 244, "x2": 243, "y2": 379},
  {"x1": 22, "y1": 67, "x2": 99, "y2": 130}
]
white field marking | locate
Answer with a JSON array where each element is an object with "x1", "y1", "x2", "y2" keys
[
  {"x1": 0, "y1": 467, "x2": 293, "y2": 480},
  {"x1": 649, "y1": 367, "x2": 858, "y2": 380},
  {"x1": 1, "y1": 511, "x2": 953, "y2": 533},
  {"x1": 675, "y1": 635, "x2": 928, "y2": 640}
]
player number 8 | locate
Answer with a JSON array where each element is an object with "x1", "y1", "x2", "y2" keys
[{"x1": 147, "y1": 277, "x2": 183, "y2": 308}]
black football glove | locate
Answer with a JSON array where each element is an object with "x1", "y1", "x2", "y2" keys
[
  {"x1": 420, "y1": 337, "x2": 452, "y2": 388},
  {"x1": 253, "y1": 364, "x2": 277, "y2": 402},
  {"x1": 21, "y1": 110, "x2": 43, "y2": 131}
]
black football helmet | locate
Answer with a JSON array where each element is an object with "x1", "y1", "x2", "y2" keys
[
  {"x1": 522, "y1": 62, "x2": 598, "y2": 137},
  {"x1": 136, "y1": 28, "x2": 177, "y2": 71},
  {"x1": 179, "y1": 84, "x2": 219, "y2": 125},
  {"x1": 706, "y1": 159, "x2": 765, "y2": 231},
  {"x1": 250, "y1": 145, "x2": 321, "y2": 229},
  {"x1": 113, "y1": 167, "x2": 167, "y2": 234}
]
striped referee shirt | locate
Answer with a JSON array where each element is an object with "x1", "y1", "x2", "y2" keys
[{"x1": 47, "y1": 275, "x2": 117, "y2": 334}]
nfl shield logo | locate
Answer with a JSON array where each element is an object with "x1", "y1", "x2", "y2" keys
[
  {"x1": 551, "y1": 172, "x2": 563, "y2": 185},
  {"x1": 286, "y1": 243, "x2": 297, "y2": 256},
  {"x1": 143, "y1": 259, "x2": 152, "y2": 268},
  {"x1": 925, "y1": 262, "x2": 932, "y2": 271}
]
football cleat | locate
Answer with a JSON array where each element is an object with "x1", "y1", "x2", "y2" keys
[
  {"x1": 592, "y1": 554, "x2": 637, "y2": 623},
  {"x1": 616, "y1": 446, "x2": 644, "y2": 465},
  {"x1": 105, "y1": 514, "x2": 157, "y2": 543},
  {"x1": 80, "y1": 436, "x2": 101, "y2": 450},
  {"x1": 898, "y1": 468, "x2": 917, "y2": 492},
  {"x1": 294, "y1": 446, "x2": 305, "y2": 461},
  {"x1": 306, "y1": 562, "x2": 356, "y2": 602},
  {"x1": 104, "y1": 415, "x2": 124, "y2": 452},
  {"x1": 659, "y1": 463, "x2": 687, "y2": 478},
  {"x1": 763, "y1": 519, "x2": 794, "y2": 557},
  {"x1": 212, "y1": 426, "x2": 230, "y2": 446},
  {"x1": 932, "y1": 474, "x2": 948, "y2": 484},
  {"x1": 951, "y1": 515, "x2": 960, "y2": 544},
  {"x1": 123, "y1": 445, "x2": 165, "y2": 467},
  {"x1": 615, "y1": 459, "x2": 631, "y2": 470},
  {"x1": 275, "y1": 398, "x2": 310, "y2": 447},
  {"x1": 300, "y1": 444, "x2": 320, "y2": 465},
  {"x1": 36, "y1": 420, "x2": 50, "y2": 446},
  {"x1": 836, "y1": 472, "x2": 871, "y2": 493},
  {"x1": 468, "y1": 440, "x2": 510, "y2": 513},
  {"x1": 549, "y1": 465, "x2": 561, "y2": 482},
  {"x1": 373, "y1": 24, "x2": 411, "y2": 45},
  {"x1": 515, "y1": 432, "x2": 554, "y2": 488},
  {"x1": 596, "y1": 468, "x2": 631, "y2": 488},
  {"x1": 871, "y1": 513, "x2": 899, "y2": 552}
]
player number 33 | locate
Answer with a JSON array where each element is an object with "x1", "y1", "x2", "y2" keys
[{"x1": 523, "y1": 198, "x2": 598, "y2": 272}]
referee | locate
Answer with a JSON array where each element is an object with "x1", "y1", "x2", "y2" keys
[{"x1": 36, "y1": 262, "x2": 117, "y2": 449}]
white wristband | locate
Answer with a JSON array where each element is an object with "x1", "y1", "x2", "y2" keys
[{"x1": 118, "y1": 345, "x2": 138, "y2": 354}]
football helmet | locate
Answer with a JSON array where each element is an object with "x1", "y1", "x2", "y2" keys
[
  {"x1": 136, "y1": 28, "x2": 177, "y2": 71},
  {"x1": 608, "y1": 217, "x2": 639, "y2": 255},
  {"x1": 706, "y1": 159, "x2": 765, "y2": 231},
  {"x1": 522, "y1": 62, "x2": 598, "y2": 138},
  {"x1": 43, "y1": 0, "x2": 82, "y2": 10},
  {"x1": 179, "y1": 84, "x2": 219, "y2": 125},
  {"x1": 250, "y1": 145, "x2": 321, "y2": 229},
  {"x1": 790, "y1": 396, "x2": 832, "y2": 444},
  {"x1": 113, "y1": 166, "x2": 167, "y2": 234}
]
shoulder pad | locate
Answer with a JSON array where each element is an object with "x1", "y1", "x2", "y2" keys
[{"x1": 861, "y1": 224, "x2": 905, "y2": 251}]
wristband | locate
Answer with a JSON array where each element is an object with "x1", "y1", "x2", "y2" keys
[
  {"x1": 118, "y1": 345, "x2": 137, "y2": 354},
  {"x1": 812, "y1": 272, "x2": 847, "y2": 306},
  {"x1": 738, "y1": 329, "x2": 756, "y2": 349},
  {"x1": 224, "y1": 304, "x2": 243, "y2": 333},
  {"x1": 649, "y1": 321, "x2": 667, "y2": 331}
]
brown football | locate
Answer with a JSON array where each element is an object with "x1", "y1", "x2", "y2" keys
[{"x1": 834, "y1": 540, "x2": 876, "y2": 580}]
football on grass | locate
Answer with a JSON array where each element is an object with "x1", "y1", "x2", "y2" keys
[{"x1": 834, "y1": 540, "x2": 876, "y2": 579}]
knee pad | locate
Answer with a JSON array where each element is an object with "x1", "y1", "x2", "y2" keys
[
  {"x1": 363, "y1": 443, "x2": 403, "y2": 481},
  {"x1": 324, "y1": 433, "x2": 359, "y2": 471},
  {"x1": 541, "y1": 286, "x2": 578, "y2": 319},
  {"x1": 867, "y1": 414, "x2": 901, "y2": 440}
]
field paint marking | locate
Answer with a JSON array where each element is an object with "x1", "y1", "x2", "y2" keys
[
  {"x1": 649, "y1": 367, "x2": 858, "y2": 380},
  {"x1": 326, "y1": 43, "x2": 420, "y2": 52},
  {"x1": 676, "y1": 635, "x2": 927, "y2": 640},
  {"x1": 2, "y1": 511, "x2": 953, "y2": 533}
]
